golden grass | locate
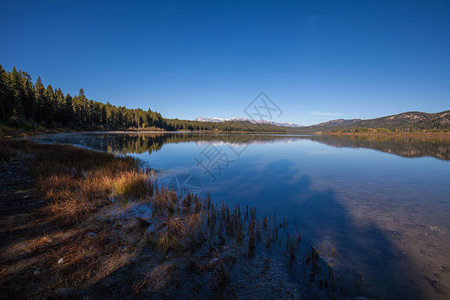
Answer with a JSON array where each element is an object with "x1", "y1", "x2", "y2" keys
[
  {"x1": 0, "y1": 139, "x2": 154, "y2": 222},
  {"x1": 113, "y1": 170, "x2": 153, "y2": 200},
  {"x1": 39, "y1": 168, "x2": 154, "y2": 220}
]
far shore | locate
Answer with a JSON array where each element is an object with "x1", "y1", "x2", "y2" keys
[{"x1": 2, "y1": 123, "x2": 450, "y2": 139}]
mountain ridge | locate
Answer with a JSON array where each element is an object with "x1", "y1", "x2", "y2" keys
[
  {"x1": 194, "y1": 116, "x2": 303, "y2": 127},
  {"x1": 297, "y1": 110, "x2": 450, "y2": 132}
]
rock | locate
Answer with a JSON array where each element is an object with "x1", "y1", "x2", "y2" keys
[
  {"x1": 355, "y1": 297, "x2": 371, "y2": 300},
  {"x1": 54, "y1": 287, "x2": 72, "y2": 297},
  {"x1": 33, "y1": 270, "x2": 41, "y2": 275},
  {"x1": 87, "y1": 232, "x2": 97, "y2": 238},
  {"x1": 23, "y1": 195, "x2": 29, "y2": 198},
  {"x1": 209, "y1": 258, "x2": 220, "y2": 265},
  {"x1": 57, "y1": 257, "x2": 65, "y2": 264},
  {"x1": 430, "y1": 280, "x2": 450, "y2": 295}
]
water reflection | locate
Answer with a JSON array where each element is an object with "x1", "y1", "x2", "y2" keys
[
  {"x1": 31, "y1": 132, "x2": 450, "y2": 161},
  {"x1": 310, "y1": 134, "x2": 450, "y2": 161}
]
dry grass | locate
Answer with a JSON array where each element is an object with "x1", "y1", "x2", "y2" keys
[
  {"x1": 0, "y1": 139, "x2": 155, "y2": 222},
  {"x1": 114, "y1": 170, "x2": 153, "y2": 200},
  {"x1": 146, "y1": 210, "x2": 205, "y2": 253}
]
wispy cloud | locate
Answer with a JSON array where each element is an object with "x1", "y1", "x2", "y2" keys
[{"x1": 311, "y1": 111, "x2": 341, "y2": 116}]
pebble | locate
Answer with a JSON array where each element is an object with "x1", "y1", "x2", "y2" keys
[
  {"x1": 33, "y1": 270, "x2": 41, "y2": 275},
  {"x1": 57, "y1": 257, "x2": 65, "y2": 264}
]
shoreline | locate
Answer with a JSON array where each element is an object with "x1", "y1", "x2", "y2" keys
[{"x1": 3, "y1": 123, "x2": 450, "y2": 140}]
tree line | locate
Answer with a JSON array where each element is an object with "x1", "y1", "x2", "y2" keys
[
  {"x1": 0, "y1": 65, "x2": 165, "y2": 130},
  {"x1": 0, "y1": 65, "x2": 285, "y2": 132}
]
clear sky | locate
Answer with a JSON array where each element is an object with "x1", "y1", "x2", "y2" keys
[{"x1": 1, "y1": 0, "x2": 449, "y2": 125}]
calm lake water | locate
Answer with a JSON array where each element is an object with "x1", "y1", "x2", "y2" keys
[{"x1": 30, "y1": 132, "x2": 450, "y2": 299}]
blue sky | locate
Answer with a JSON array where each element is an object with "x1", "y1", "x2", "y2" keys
[{"x1": 1, "y1": 0, "x2": 449, "y2": 125}]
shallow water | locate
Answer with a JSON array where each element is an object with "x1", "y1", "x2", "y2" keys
[{"x1": 30, "y1": 132, "x2": 450, "y2": 299}]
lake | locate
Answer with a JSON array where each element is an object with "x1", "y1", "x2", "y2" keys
[{"x1": 30, "y1": 132, "x2": 450, "y2": 299}]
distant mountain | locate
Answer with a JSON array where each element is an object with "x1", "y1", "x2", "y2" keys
[
  {"x1": 351, "y1": 111, "x2": 450, "y2": 130},
  {"x1": 194, "y1": 116, "x2": 303, "y2": 128},
  {"x1": 290, "y1": 111, "x2": 450, "y2": 133}
]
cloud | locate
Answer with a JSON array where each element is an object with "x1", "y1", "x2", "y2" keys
[{"x1": 311, "y1": 111, "x2": 341, "y2": 116}]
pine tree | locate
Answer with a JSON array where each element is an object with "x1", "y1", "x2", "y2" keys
[
  {"x1": 34, "y1": 76, "x2": 46, "y2": 124},
  {"x1": 44, "y1": 85, "x2": 55, "y2": 125},
  {"x1": 54, "y1": 88, "x2": 65, "y2": 124},
  {"x1": 9, "y1": 67, "x2": 24, "y2": 122},
  {"x1": 64, "y1": 94, "x2": 73, "y2": 126},
  {"x1": 21, "y1": 72, "x2": 35, "y2": 121}
]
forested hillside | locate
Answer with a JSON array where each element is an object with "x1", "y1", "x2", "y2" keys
[
  {"x1": 336, "y1": 111, "x2": 450, "y2": 132},
  {"x1": 316, "y1": 111, "x2": 450, "y2": 133},
  {"x1": 0, "y1": 65, "x2": 285, "y2": 132},
  {"x1": 286, "y1": 111, "x2": 450, "y2": 134}
]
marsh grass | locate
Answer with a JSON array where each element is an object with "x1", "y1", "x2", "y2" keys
[
  {"x1": 113, "y1": 170, "x2": 153, "y2": 200},
  {"x1": 0, "y1": 139, "x2": 155, "y2": 223}
]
